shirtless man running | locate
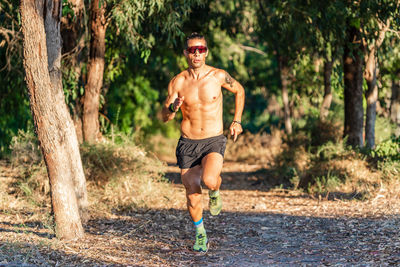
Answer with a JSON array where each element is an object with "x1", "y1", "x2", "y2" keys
[{"x1": 162, "y1": 32, "x2": 245, "y2": 252}]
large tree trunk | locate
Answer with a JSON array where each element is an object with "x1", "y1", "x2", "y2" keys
[
  {"x1": 391, "y1": 71, "x2": 400, "y2": 137},
  {"x1": 83, "y1": 0, "x2": 107, "y2": 143},
  {"x1": 45, "y1": 0, "x2": 88, "y2": 222},
  {"x1": 364, "y1": 48, "x2": 378, "y2": 148},
  {"x1": 21, "y1": 0, "x2": 84, "y2": 239},
  {"x1": 320, "y1": 59, "x2": 333, "y2": 121},
  {"x1": 278, "y1": 55, "x2": 293, "y2": 134},
  {"x1": 343, "y1": 25, "x2": 364, "y2": 148}
]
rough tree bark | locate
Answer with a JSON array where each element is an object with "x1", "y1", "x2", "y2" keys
[
  {"x1": 343, "y1": 25, "x2": 364, "y2": 148},
  {"x1": 320, "y1": 59, "x2": 333, "y2": 121},
  {"x1": 21, "y1": 0, "x2": 84, "y2": 239},
  {"x1": 278, "y1": 55, "x2": 293, "y2": 134},
  {"x1": 363, "y1": 19, "x2": 390, "y2": 149},
  {"x1": 45, "y1": 0, "x2": 89, "y2": 222},
  {"x1": 391, "y1": 70, "x2": 400, "y2": 137},
  {"x1": 83, "y1": 0, "x2": 107, "y2": 143},
  {"x1": 61, "y1": 0, "x2": 86, "y2": 143}
]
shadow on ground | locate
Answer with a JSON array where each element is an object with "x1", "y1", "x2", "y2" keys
[
  {"x1": 3, "y1": 208, "x2": 400, "y2": 266},
  {"x1": 164, "y1": 162, "x2": 284, "y2": 190}
]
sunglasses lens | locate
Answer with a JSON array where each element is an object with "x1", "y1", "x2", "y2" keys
[
  {"x1": 187, "y1": 46, "x2": 207, "y2": 54},
  {"x1": 198, "y1": 47, "x2": 207, "y2": 53}
]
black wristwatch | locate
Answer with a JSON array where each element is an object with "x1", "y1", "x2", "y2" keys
[{"x1": 168, "y1": 103, "x2": 177, "y2": 113}]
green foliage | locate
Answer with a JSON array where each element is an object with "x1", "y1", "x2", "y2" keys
[
  {"x1": 0, "y1": 0, "x2": 31, "y2": 157},
  {"x1": 369, "y1": 136, "x2": 400, "y2": 162},
  {"x1": 108, "y1": 0, "x2": 202, "y2": 61},
  {"x1": 0, "y1": 0, "x2": 400, "y2": 157},
  {"x1": 107, "y1": 75, "x2": 159, "y2": 133},
  {"x1": 310, "y1": 172, "x2": 342, "y2": 195}
]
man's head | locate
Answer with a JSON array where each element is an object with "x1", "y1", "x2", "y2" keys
[{"x1": 184, "y1": 32, "x2": 208, "y2": 69}]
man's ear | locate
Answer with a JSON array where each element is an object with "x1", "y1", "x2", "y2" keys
[{"x1": 183, "y1": 50, "x2": 188, "y2": 57}]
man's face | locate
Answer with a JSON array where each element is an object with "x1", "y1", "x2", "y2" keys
[{"x1": 184, "y1": 38, "x2": 208, "y2": 69}]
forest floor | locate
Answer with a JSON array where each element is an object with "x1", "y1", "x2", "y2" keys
[{"x1": 1, "y1": 158, "x2": 400, "y2": 266}]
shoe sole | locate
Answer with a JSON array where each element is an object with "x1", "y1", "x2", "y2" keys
[
  {"x1": 193, "y1": 242, "x2": 210, "y2": 254},
  {"x1": 210, "y1": 209, "x2": 221, "y2": 216}
]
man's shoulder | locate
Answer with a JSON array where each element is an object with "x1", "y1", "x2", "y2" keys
[
  {"x1": 170, "y1": 71, "x2": 187, "y2": 86},
  {"x1": 211, "y1": 67, "x2": 227, "y2": 81}
]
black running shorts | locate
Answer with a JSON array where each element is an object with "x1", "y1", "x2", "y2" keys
[{"x1": 176, "y1": 134, "x2": 227, "y2": 169}]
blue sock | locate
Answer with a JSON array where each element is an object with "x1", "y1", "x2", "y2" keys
[{"x1": 193, "y1": 218, "x2": 206, "y2": 234}]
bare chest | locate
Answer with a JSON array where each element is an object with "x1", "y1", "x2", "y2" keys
[{"x1": 179, "y1": 78, "x2": 222, "y2": 105}]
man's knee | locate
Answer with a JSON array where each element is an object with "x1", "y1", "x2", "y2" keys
[{"x1": 202, "y1": 175, "x2": 219, "y2": 190}]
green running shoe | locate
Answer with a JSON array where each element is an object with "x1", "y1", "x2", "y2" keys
[
  {"x1": 193, "y1": 232, "x2": 208, "y2": 253},
  {"x1": 209, "y1": 190, "x2": 222, "y2": 216}
]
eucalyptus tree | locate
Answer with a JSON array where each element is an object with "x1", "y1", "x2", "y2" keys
[
  {"x1": 61, "y1": 0, "x2": 86, "y2": 142},
  {"x1": 342, "y1": 4, "x2": 365, "y2": 148},
  {"x1": 21, "y1": 0, "x2": 85, "y2": 240},
  {"x1": 359, "y1": 0, "x2": 400, "y2": 148}
]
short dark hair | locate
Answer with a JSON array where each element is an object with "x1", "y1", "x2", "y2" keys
[{"x1": 185, "y1": 32, "x2": 207, "y2": 48}]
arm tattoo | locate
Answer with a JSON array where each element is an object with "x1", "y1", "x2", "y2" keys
[{"x1": 225, "y1": 71, "x2": 235, "y2": 88}]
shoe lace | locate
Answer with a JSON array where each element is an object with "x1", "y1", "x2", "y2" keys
[
  {"x1": 196, "y1": 234, "x2": 206, "y2": 246},
  {"x1": 210, "y1": 196, "x2": 217, "y2": 206}
]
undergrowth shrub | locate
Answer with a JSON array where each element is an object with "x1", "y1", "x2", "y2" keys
[
  {"x1": 80, "y1": 135, "x2": 177, "y2": 211},
  {"x1": 4, "y1": 131, "x2": 178, "y2": 213},
  {"x1": 366, "y1": 136, "x2": 400, "y2": 178},
  {"x1": 8, "y1": 130, "x2": 48, "y2": 205},
  {"x1": 273, "y1": 119, "x2": 386, "y2": 199},
  {"x1": 224, "y1": 129, "x2": 283, "y2": 164}
]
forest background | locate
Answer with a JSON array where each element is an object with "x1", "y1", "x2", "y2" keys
[{"x1": 1, "y1": 0, "x2": 400, "y2": 237}]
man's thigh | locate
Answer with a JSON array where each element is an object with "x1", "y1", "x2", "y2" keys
[{"x1": 201, "y1": 152, "x2": 223, "y2": 180}]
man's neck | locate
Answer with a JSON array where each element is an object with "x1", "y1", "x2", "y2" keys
[{"x1": 188, "y1": 65, "x2": 209, "y2": 80}]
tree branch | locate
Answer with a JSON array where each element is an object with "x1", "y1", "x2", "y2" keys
[
  {"x1": 376, "y1": 18, "x2": 391, "y2": 48},
  {"x1": 388, "y1": 28, "x2": 400, "y2": 39},
  {"x1": 238, "y1": 44, "x2": 267, "y2": 55}
]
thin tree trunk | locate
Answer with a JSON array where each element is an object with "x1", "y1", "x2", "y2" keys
[
  {"x1": 278, "y1": 55, "x2": 293, "y2": 134},
  {"x1": 391, "y1": 71, "x2": 400, "y2": 137},
  {"x1": 21, "y1": 0, "x2": 84, "y2": 240},
  {"x1": 343, "y1": 25, "x2": 364, "y2": 147},
  {"x1": 61, "y1": 0, "x2": 86, "y2": 143},
  {"x1": 364, "y1": 48, "x2": 378, "y2": 148},
  {"x1": 363, "y1": 19, "x2": 390, "y2": 148},
  {"x1": 320, "y1": 59, "x2": 333, "y2": 121},
  {"x1": 83, "y1": 0, "x2": 106, "y2": 143}
]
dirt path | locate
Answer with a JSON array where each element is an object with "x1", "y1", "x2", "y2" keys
[{"x1": 1, "y1": 161, "x2": 400, "y2": 266}]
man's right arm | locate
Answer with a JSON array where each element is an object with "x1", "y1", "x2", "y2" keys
[{"x1": 161, "y1": 77, "x2": 180, "y2": 122}]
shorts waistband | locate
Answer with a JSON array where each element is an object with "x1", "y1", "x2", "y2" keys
[{"x1": 179, "y1": 134, "x2": 225, "y2": 144}]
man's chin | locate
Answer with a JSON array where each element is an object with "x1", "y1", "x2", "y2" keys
[{"x1": 191, "y1": 62, "x2": 203, "y2": 69}]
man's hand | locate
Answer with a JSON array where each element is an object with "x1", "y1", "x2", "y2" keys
[
  {"x1": 230, "y1": 121, "x2": 243, "y2": 142},
  {"x1": 172, "y1": 96, "x2": 185, "y2": 112}
]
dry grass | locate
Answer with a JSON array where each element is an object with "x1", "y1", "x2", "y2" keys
[
  {"x1": 1, "y1": 130, "x2": 400, "y2": 266},
  {"x1": 1, "y1": 133, "x2": 182, "y2": 222},
  {"x1": 81, "y1": 138, "x2": 184, "y2": 212},
  {"x1": 225, "y1": 128, "x2": 283, "y2": 165}
]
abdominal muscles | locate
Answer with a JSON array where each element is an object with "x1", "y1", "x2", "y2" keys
[{"x1": 181, "y1": 100, "x2": 223, "y2": 139}]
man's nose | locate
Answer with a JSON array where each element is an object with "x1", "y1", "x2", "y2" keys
[{"x1": 194, "y1": 49, "x2": 200, "y2": 55}]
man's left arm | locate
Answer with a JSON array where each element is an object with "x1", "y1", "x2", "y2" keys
[{"x1": 220, "y1": 70, "x2": 245, "y2": 142}]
